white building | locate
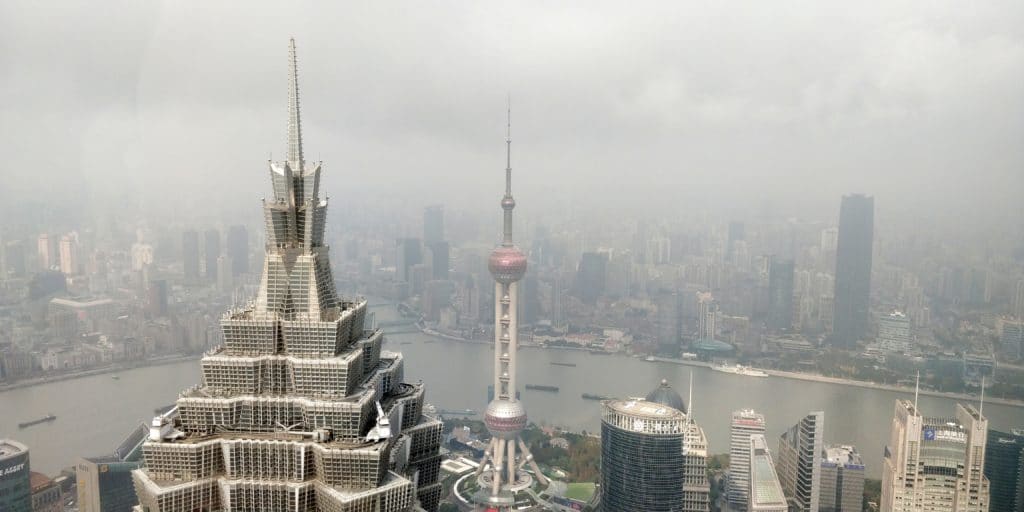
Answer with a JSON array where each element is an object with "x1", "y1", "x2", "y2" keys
[
  {"x1": 729, "y1": 408, "x2": 766, "y2": 507},
  {"x1": 877, "y1": 310, "x2": 913, "y2": 353}
]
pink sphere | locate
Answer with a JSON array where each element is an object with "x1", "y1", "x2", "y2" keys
[{"x1": 489, "y1": 246, "x2": 527, "y2": 283}]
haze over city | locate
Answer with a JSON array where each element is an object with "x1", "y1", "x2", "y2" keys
[{"x1": 2, "y1": 2, "x2": 1024, "y2": 512}]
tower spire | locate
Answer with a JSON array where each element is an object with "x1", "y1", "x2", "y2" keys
[
  {"x1": 501, "y1": 95, "x2": 515, "y2": 246},
  {"x1": 980, "y1": 376, "x2": 986, "y2": 416},
  {"x1": 287, "y1": 38, "x2": 304, "y2": 170},
  {"x1": 913, "y1": 371, "x2": 920, "y2": 413}
]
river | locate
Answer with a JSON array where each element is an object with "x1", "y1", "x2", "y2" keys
[{"x1": 2, "y1": 302, "x2": 1023, "y2": 478}]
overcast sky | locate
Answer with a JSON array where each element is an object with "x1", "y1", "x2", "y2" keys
[{"x1": 1, "y1": 1, "x2": 1021, "y2": 227}]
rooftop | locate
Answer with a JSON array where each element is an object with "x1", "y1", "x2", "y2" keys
[
  {"x1": 0, "y1": 439, "x2": 27, "y2": 459},
  {"x1": 605, "y1": 399, "x2": 687, "y2": 420},
  {"x1": 823, "y1": 445, "x2": 864, "y2": 467},
  {"x1": 750, "y1": 436, "x2": 786, "y2": 507}
]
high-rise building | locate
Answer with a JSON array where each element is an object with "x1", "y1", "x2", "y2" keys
[
  {"x1": 0, "y1": 439, "x2": 31, "y2": 512},
  {"x1": 2, "y1": 240, "x2": 27, "y2": 278},
  {"x1": 696, "y1": 291, "x2": 718, "y2": 342},
  {"x1": 423, "y1": 205, "x2": 443, "y2": 245},
  {"x1": 1015, "y1": 279, "x2": 1024, "y2": 320},
  {"x1": 181, "y1": 230, "x2": 200, "y2": 281},
  {"x1": 832, "y1": 194, "x2": 874, "y2": 348},
  {"x1": 656, "y1": 291, "x2": 683, "y2": 354},
  {"x1": 146, "y1": 280, "x2": 169, "y2": 317},
  {"x1": 396, "y1": 238, "x2": 422, "y2": 283},
  {"x1": 729, "y1": 408, "x2": 766, "y2": 507},
  {"x1": 574, "y1": 252, "x2": 607, "y2": 304},
  {"x1": 881, "y1": 398, "x2": 989, "y2": 511},
  {"x1": 77, "y1": 423, "x2": 147, "y2": 512},
  {"x1": 59, "y1": 233, "x2": 78, "y2": 275},
  {"x1": 984, "y1": 429, "x2": 1024, "y2": 512},
  {"x1": 203, "y1": 229, "x2": 220, "y2": 280},
  {"x1": 601, "y1": 379, "x2": 710, "y2": 512},
  {"x1": 819, "y1": 445, "x2": 865, "y2": 512},
  {"x1": 471, "y1": 104, "x2": 548, "y2": 511},
  {"x1": 768, "y1": 259, "x2": 795, "y2": 331},
  {"x1": 776, "y1": 411, "x2": 824, "y2": 512},
  {"x1": 727, "y1": 221, "x2": 745, "y2": 260},
  {"x1": 1000, "y1": 319, "x2": 1024, "y2": 361},
  {"x1": 878, "y1": 310, "x2": 913, "y2": 353},
  {"x1": 226, "y1": 224, "x2": 249, "y2": 276},
  {"x1": 131, "y1": 39, "x2": 443, "y2": 512},
  {"x1": 427, "y1": 241, "x2": 449, "y2": 281},
  {"x1": 216, "y1": 255, "x2": 233, "y2": 293},
  {"x1": 37, "y1": 233, "x2": 59, "y2": 271},
  {"x1": 749, "y1": 434, "x2": 788, "y2": 512}
]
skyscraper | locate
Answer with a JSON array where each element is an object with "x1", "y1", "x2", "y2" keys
[
  {"x1": 881, "y1": 397, "x2": 989, "y2": 511},
  {"x1": 203, "y1": 229, "x2": 220, "y2": 280},
  {"x1": 656, "y1": 290, "x2": 683, "y2": 354},
  {"x1": 37, "y1": 233, "x2": 58, "y2": 271},
  {"x1": 423, "y1": 205, "x2": 443, "y2": 245},
  {"x1": 776, "y1": 411, "x2": 824, "y2": 512},
  {"x1": 131, "y1": 39, "x2": 443, "y2": 512},
  {"x1": 77, "y1": 423, "x2": 148, "y2": 512},
  {"x1": 729, "y1": 408, "x2": 766, "y2": 508},
  {"x1": 427, "y1": 241, "x2": 449, "y2": 281},
  {"x1": 832, "y1": 194, "x2": 874, "y2": 348},
  {"x1": 226, "y1": 224, "x2": 249, "y2": 276},
  {"x1": 696, "y1": 291, "x2": 718, "y2": 341},
  {"x1": 819, "y1": 445, "x2": 865, "y2": 512},
  {"x1": 181, "y1": 230, "x2": 200, "y2": 281},
  {"x1": 984, "y1": 429, "x2": 1024, "y2": 512},
  {"x1": 574, "y1": 252, "x2": 607, "y2": 304},
  {"x1": 878, "y1": 310, "x2": 913, "y2": 353},
  {"x1": 0, "y1": 439, "x2": 31, "y2": 512},
  {"x1": 471, "y1": 104, "x2": 548, "y2": 511},
  {"x1": 59, "y1": 233, "x2": 78, "y2": 275},
  {"x1": 767, "y1": 259, "x2": 795, "y2": 331},
  {"x1": 396, "y1": 238, "x2": 422, "y2": 283},
  {"x1": 600, "y1": 379, "x2": 710, "y2": 512},
  {"x1": 749, "y1": 434, "x2": 788, "y2": 512}
]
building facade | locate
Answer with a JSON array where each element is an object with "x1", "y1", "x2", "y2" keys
[
  {"x1": 0, "y1": 439, "x2": 32, "y2": 512},
  {"x1": 130, "y1": 40, "x2": 442, "y2": 512},
  {"x1": 776, "y1": 411, "x2": 824, "y2": 512},
  {"x1": 819, "y1": 445, "x2": 864, "y2": 512},
  {"x1": 600, "y1": 380, "x2": 710, "y2": 512},
  {"x1": 728, "y1": 409, "x2": 766, "y2": 508},
  {"x1": 881, "y1": 400, "x2": 989, "y2": 511},
  {"x1": 985, "y1": 429, "x2": 1024, "y2": 512},
  {"x1": 832, "y1": 194, "x2": 873, "y2": 348}
]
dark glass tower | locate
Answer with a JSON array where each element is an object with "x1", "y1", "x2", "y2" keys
[
  {"x1": 985, "y1": 429, "x2": 1024, "y2": 512},
  {"x1": 767, "y1": 259, "x2": 795, "y2": 331},
  {"x1": 832, "y1": 194, "x2": 874, "y2": 347},
  {"x1": 131, "y1": 39, "x2": 442, "y2": 512}
]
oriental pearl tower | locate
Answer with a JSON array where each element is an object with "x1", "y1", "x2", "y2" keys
[{"x1": 473, "y1": 104, "x2": 549, "y2": 509}]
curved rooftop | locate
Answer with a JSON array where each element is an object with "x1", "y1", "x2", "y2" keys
[{"x1": 645, "y1": 379, "x2": 687, "y2": 414}]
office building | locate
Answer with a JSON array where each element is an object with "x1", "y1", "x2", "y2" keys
[
  {"x1": 423, "y1": 205, "x2": 444, "y2": 245},
  {"x1": 78, "y1": 423, "x2": 148, "y2": 512},
  {"x1": 574, "y1": 252, "x2": 607, "y2": 304},
  {"x1": 59, "y1": 233, "x2": 78, "y2": 275},
  {"x1": 819, "y1": 445, "x2": 864, "y2": 512},
  {"x1": 767, "y1": 259, "x2": 795, "y2": 331},
  {"x1": 427, "y1": 241, "x2": 449, "y2": 281},
  {"x1": 471, "y1": 104, "x2": 549, "y2": 512},
  {"x1": 656, "y1": 291, "x2": 683, "y2": 353},
  {"x1": 131, "y1": 40, "x2": 443, "y2": 512},
  {"x1": 181, "y1": 230, "x2": 200, "y2": 281},
  {"x1": 985, "y1": 429, "x2": 1024, "y2": 512},
  {"x1": 601, "y1": 379, "x2": 710, "y2": 512},
  {"x1": 832, "y1": 194, "x2": 874, "y2": 347},
  {"x1": 729, "y1": 409, "x2": 766, "y2": 507},
  {"x1": 881, "y1": 399, "x2": 989, "y2": 511},
  {"x1": 0, "y1": 439, "x2": 31, "y2": 512},
  {"x1": 749, "y1": 434, "x2": 787, "y2": 512},
  {"x1": 146, "y1": 280, "x2": 168, "y2": 317},
  {"x1": 226, "y1": 224, "x2": 249, "y2": 276},
  {"x1": 203, "y1": 229, "x2": 219, "y2": 280},
  {"x1": 776, "y1": 411, "x2": 824, "y2": 512},
  {"x1": 697, "y1": 291, "x2": 718, "y2": 342},
  {"x1": 1001, "y1": 319, "x2": 1024, "y2": 360},
  {"x1": 37, "y1": 233, "x2": 59, "y2": 270},
  {"x1": 878, "y1": 310, "x2": 913, "y2": 353},
  {"x1": 396, "y1": 238, "x2": 422, "y2": 283}
]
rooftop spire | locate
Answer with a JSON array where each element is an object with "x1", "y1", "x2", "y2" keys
[
  {"x1": 913, "y1": 371, "x2": 920, "y2": 413},
  {"x1": 287, "y1": 38, "x2": 304, "y2": 170},
  {"x1": 501, "y1": 95, "x2": 516, "y2": 246}
]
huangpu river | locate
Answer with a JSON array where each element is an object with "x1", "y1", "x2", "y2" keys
[{"x1": 3, "y1": 302, "x2": 1023, "y2": 478}]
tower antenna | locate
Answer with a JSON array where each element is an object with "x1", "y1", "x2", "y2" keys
[
  {"x1": 287, "y1": 37, "x2": 304, "y2": 170},
  {"x1": 913, "y1": 371, "x2": 920, "y2": 413},
  {"x1": 980, "y1": 376, "x2": 985, "y2": 416}
]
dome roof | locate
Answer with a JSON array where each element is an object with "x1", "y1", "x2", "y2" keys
[
  {"x1": 484, "y1": 399, "x2": 528, "y2": 439},
  {"x1": 645, "y1": 379, "x2": 686, "y2": 414}
]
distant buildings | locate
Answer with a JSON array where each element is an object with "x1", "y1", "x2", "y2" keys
[
  {"x1": 574, "y1": 252, "x2": 607, "y2": 304},
  {"x1": 767, "y1": 259, "x2": 795, "y2": 331},
  {"x1": 226, "y1": 224, "x2": 248, "y2": 276},
  {"x1": 181, "y1": 230, "x2": 200, "y2": 281},
  {"x1": 877, "y1": 310, "x2": 913, "y2": 353},
  {"x1": 776, "y1": 411, "x2": 824, "y2": 512},
  {"x1": 819, "y1": 445, "x2": 864, "y2": 512},
  {"x1": 600, "y1": 380, "x2": 709, "y2": 512},
  {"x1": 832, "y1": 194, "x2": 874, "y2": 348},
  {"x1": 30, "y1": 471, "x2": 62, "y2": 512},
  {"x1": 881, "y1": 399, "x2": 989, "y2": 511},
  {"x1": 0, "y1": 439, "x2": 31, "y2": 512},
  {"x1": 696, "y1": 291, "x2": 718, "y2": 342},
  {"x1": 59, "y1": 233, "x2": 78, "y2": 275},
  {"x1": 423, "y1": 205, "x2": 444, "y2": 245},
  {"x1": 396, "y1": 237, "x2": 422, "y2": 283},
  {"x1": 728, "y1": 408, "x2": 766, "y2": 508},
  {"x1": 749, "y1": 434, "x2": 787, "y2": 512},
  {"x1": 984, "y1": 429, "x2": 1024, "y2": 512},
  {"x1": 215, "y1": 254, "x2": 232, "y2": 293},
  {"x1": 203, "y1": 228, "x2": 219, "y2": 280},
  {"x1": 1000, "y1": 319, "x2": 1024, "y2": 361}
]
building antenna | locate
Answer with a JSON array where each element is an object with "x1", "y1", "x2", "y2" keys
[
  {"x1": 688, "y1": 370, "x2": 694, "y2": 419},
  {"x1": 913, "y1": 371, "x2": 920, "y2": 413},
  {"x1": 287, "y1": 37, "x2": 304, "y2": 169},
  {"x1": 980, "y1": 376, "x2": 985, "y2": 417}
]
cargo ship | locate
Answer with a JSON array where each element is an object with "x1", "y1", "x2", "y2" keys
[
  {"x1": 18, "y1": 414, "x2": 56, "y2": 429},
  {"x1": 525, "y1": 384, "x2": 559, "y2": 392},
  {"x1": 438, "y1": 409, "x2": 478, "y2": 416},
  {"x1": 712, "y1": 363, "x2": 768, "y2": 377},
  {"x1": 581, "y1": 393, "x2": 613, "y2": 401},
  {"x1": 550, "y1": 362, "x2": 577, "y2": 367}
]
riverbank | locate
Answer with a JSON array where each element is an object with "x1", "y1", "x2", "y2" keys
[
  {"x1": 0, "y1": 353, "x2": 203, "y2": 393},
  {"x1": 644, "y1": 355, "x2": 1023, "y2": 408}
]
